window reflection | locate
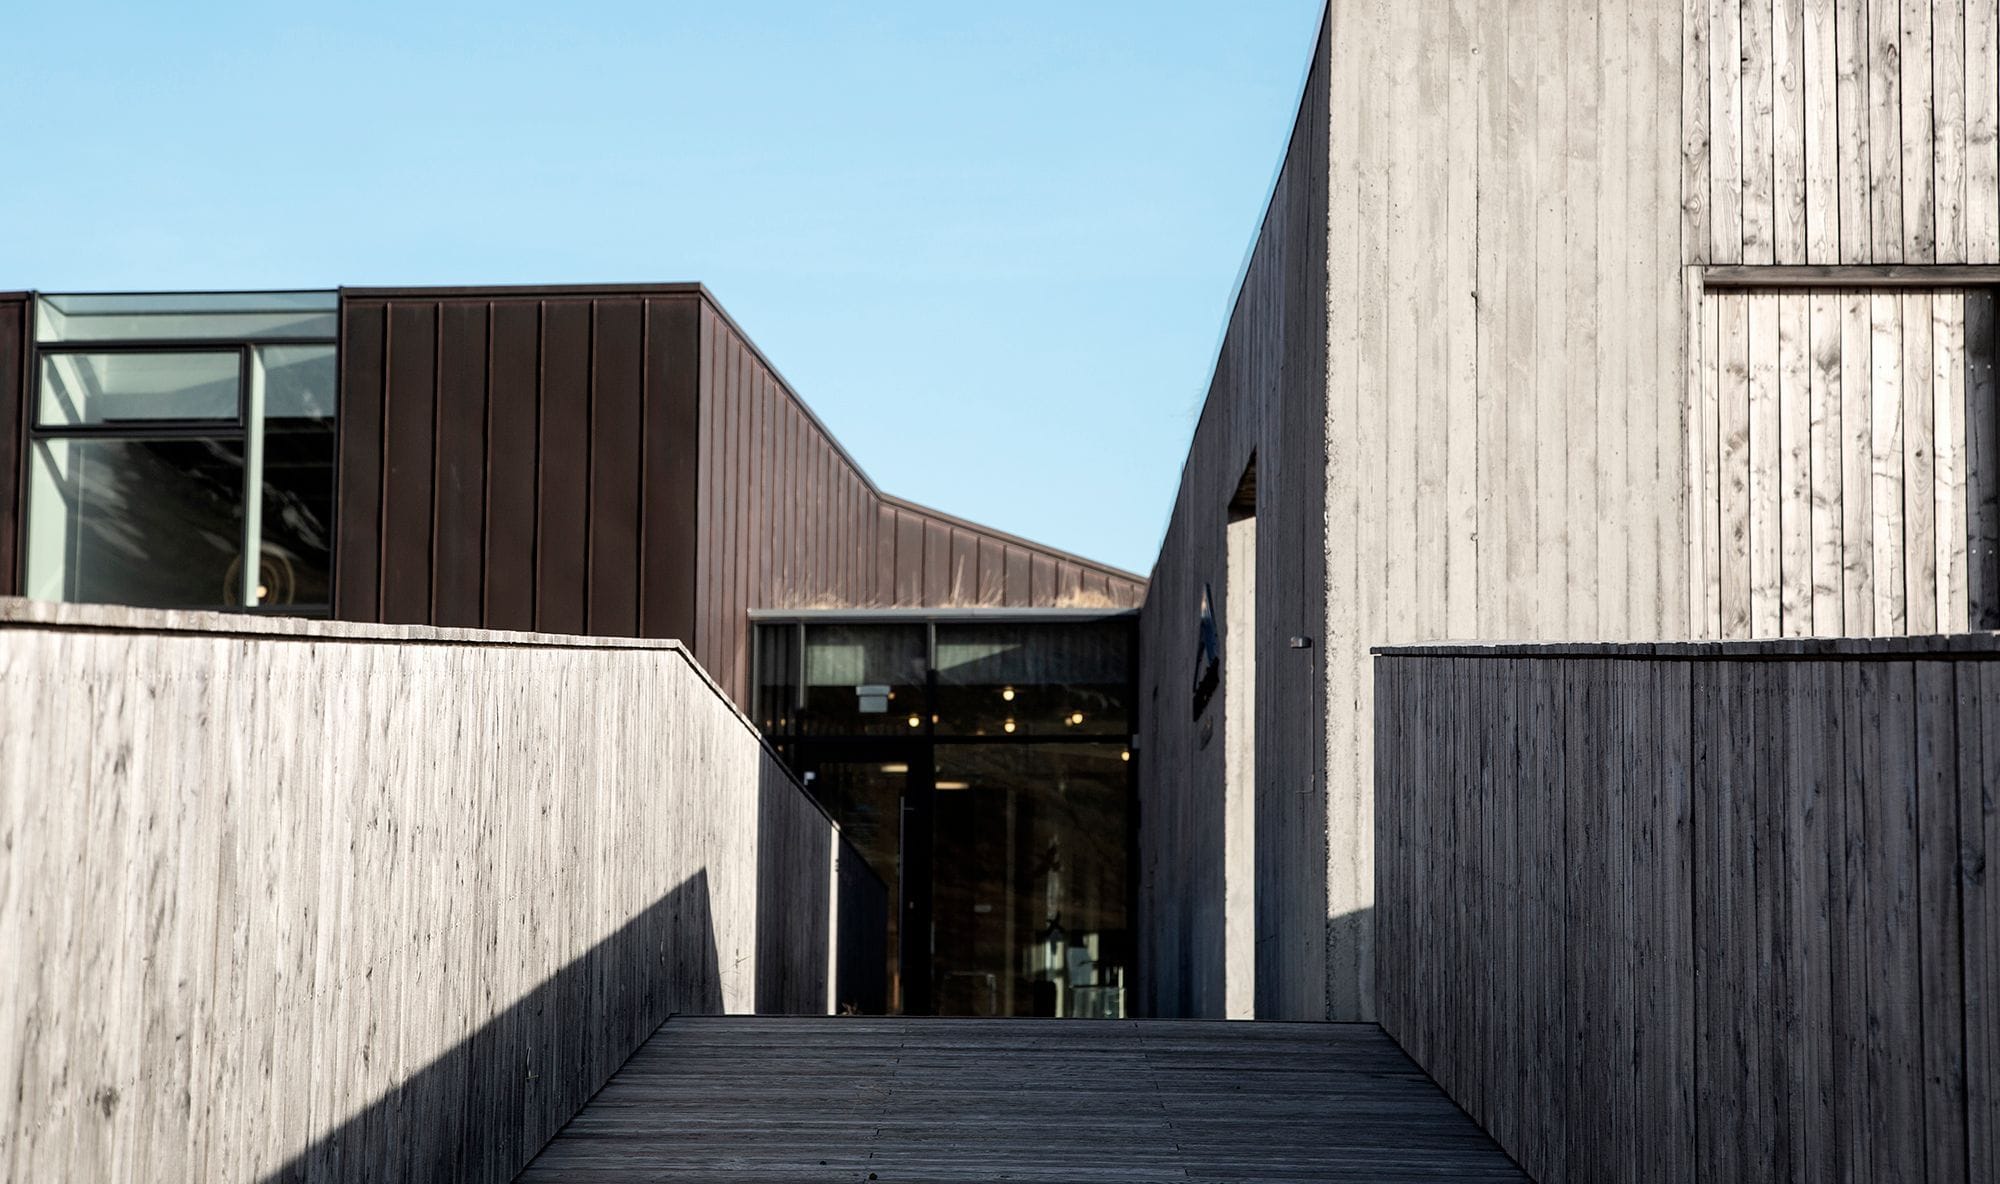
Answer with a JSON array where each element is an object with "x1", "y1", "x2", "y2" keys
[
  {"x1": 934, "y1": 621, "x2": 1129, "y2": 737},
  {"x1": 800, "y1": 624, "x2": 927, "y2": 736}
]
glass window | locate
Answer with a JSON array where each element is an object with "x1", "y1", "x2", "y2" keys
[
  {"x1": 36, "y1": 291, "x2": 339, "y2": 343},
  {"x1": 37, "y1": 351, "x2": 240, "y2": 427},
  {"x1": 25, "y1": 437, "x2": 247, "y2": 608},
  {"x1": 22, "y1": 294, "x2": 338, "y2": 614},
  {"x1": 933, "y1": 620, "x2": 1131, "y2": 737},
  {"x1": 754, "y1": 624, "x2": 801, "y2": 735},
  {"x1": 802, "y1": 623, "x2": 928, "y2": 736}
]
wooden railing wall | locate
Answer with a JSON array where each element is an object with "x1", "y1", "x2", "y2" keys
[
  {"x1": 0, "y1": 600, "x2": 884, "y2": 1184},
  {"x1": 1375, "y1": 638, "x2": 1997, "y2": 1184}
]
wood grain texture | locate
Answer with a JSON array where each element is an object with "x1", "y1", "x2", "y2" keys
[
  {"x1": 0, "y1": 599, "x2": 883, "y2": 1184},
  {"x1": 1688, "y1": 0, "x2": 2000, "y2": 263},
  {"x1": 1374, "y1": 642, "x2": 1997, "y2": 1184},
  {"x1": 520, "y1": 1017, "x2": 1528, "y2": 1183},
  {"x1": 1692, "y1": 287, "x2": 1975, "y2": 635}
]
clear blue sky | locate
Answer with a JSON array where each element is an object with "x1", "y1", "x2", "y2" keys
[{"x1": 5, "y1": 1, "x2": 1325, "y2": 577}]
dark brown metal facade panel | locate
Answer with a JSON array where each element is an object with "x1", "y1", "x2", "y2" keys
[
  {"x1": 0, "y1": 295, "x2": 27, "y2": 597},
  {"x1": 690, "y1": 296, "x2": 1145, "y2": 704},
  {"x1": 333, "y1": 289, "x2": 703, "y2": 646},
  {"x1": 329, "y1": 283, "x2": 1141, "y2": 710}
]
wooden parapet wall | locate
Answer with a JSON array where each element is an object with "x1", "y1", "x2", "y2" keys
[
  {"x1": 0, "y1": 600, "x2": 885, "y2": 1183},
  {"x1": 1374, "y1": 637, "x2": 1998, "y2": 1184}
]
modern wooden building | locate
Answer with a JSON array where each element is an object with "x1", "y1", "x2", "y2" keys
[
  {"x1": 1138, "y1": 0, "x2": 2000, "y2": 1022},
  {"x1": 0, "y1": 283, "x2": 1145, "y2": 1019}
]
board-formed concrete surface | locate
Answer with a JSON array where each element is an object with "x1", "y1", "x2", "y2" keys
[{"x1": 519, "y1": 1016, "x2": 1526, "y2": 1182}]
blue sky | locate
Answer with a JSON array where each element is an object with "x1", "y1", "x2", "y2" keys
[{"x1": 5, "y1": 1, "x2": 1324, "y2": 576}]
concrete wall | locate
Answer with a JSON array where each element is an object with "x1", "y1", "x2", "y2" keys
[
  {"x1": 1136, "y1": 17, "x2": 1329, "y2": 1021},
  {"x1": 0, "y1": 600, "x2": 883, "y2": 1183},
  {"x1": 1375, "y1": 637, "x2": 1999, "y2": 1184}
]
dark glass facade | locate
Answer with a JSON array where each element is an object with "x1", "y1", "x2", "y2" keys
[{"x1": 755, "y1": 612, "x2": 1136, "y2": 1017}]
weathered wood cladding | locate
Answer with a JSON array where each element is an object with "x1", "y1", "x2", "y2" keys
[
  {"x1": 1685, "y1": 0, "x2": 2000, "y2": 266},
  {"x1": 691, "y1": 303, "x2": 1145, "y2": 703},
  {"x1": 1138, "y1": 19, "x2": 1330, "y2": 1023},
  {"x1": 334, "y1": 287, "x2": 1142, "y2": 713},
  {"x1": 1691, "y1": 285, "x2": 1980, "y2": 636},
  {"x1": 0, "y1": 599, "x2": 884, "y2": 1184},
  {"x1": 334, "y1": 289, "x2": 702, "y2": 642},
  {"x1": 0, "y1": 294, "x2": 26, "y2": 598},
  {"x1": 1374, "y1": 641, "x2": 1999, "y2": 1184}
]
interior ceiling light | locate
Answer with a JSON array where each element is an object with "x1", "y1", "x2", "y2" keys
[
  {"x1": 1001, "y1": 686, "x2": 1015, "y2": 701},
  {"x1": 1121, "y1": 750, "x2": 1131, "y2": 762},
  {"x1": 880, "y1": 763, "x2": 909, "y2": 774},
  {"x1": 1067, "y1": 711, "x2": 1085, "y2": 726},
  {"x1": 936, "y1": 780, "x2": 972, "y2": 791},
  {"x1": 907, "y1": 714, "x2": 922, "y2": 728},
  {"x1": 1003, "y1": 718, "x2": 1017, "y2": 734}
]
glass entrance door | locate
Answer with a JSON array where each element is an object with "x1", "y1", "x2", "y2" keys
[{"x1": 794, "y1": 740, "x2": 932, "y2": 1015}]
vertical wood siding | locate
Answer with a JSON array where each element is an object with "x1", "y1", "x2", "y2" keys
[
  {"x1": 1138, "y1": 18, "x2": 1331, "y2": 1022},
  {"x1": 1328, "y1": 0, "x2": 1685, "y2": 1019},
  {"x1": 0, "y1": 599, "x2": 883, "y2": 1184},
  {"x1": 690, "y1": 302, "x2": 1145, "y2": 704},
  {"x1": 1375, "y1": 640, "x2": 1997, "y2": 1184},
  {"x1": 1687, "y1": 0, "x2": 2000, "y2": 264},
  {"x1": 1693, "y1": 286, "x2": 1975, "y2": 635},
  {"x1": 0, "y1": 295, "x2": 27, "y2": 597}
]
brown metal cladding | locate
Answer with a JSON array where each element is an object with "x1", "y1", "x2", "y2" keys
[
  {"x1": 0, "y1": 294, "x2": 27, "y2": 596},
  {"x1": 333, "y1": 283, "x2": 1142, "y2": 710},
  {"x1": 334, "y1": 289, "x2": 704, "y2": 647}
]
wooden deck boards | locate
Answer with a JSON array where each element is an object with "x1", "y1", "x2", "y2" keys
[{"x1": 517, "y1": 1017, "x2": 1526, "y2": 1183}]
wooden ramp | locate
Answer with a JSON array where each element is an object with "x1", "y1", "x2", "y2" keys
[{"x1": 518, "y1": 1016, "x2": 1525, "y2": 1182}]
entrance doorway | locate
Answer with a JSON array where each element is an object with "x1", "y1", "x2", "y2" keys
[{"x1": 755, "y1": 611, "x2": 1136, "y2": 1017}]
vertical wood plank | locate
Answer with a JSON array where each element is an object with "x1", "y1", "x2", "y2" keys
[
  {"x1": 1840, "y1": 290, "x2": 1878, "y2": 631},
  {"x1": 1863, "y1": 661, "x2": 1925, "y2": 1184},
  {"x1": 1914, "y1": 660, "x2": 1968, "y2": 1184},
  {"x1": 1871, "y1": 292, "x2": 1908, "y2": 631},
  {"x1": 1779, "y1": 293, "x2": 1814, "y2": 634},
  {"x1": 1722, "y1": 293, "x2": 1755, "y2": 636},
  {"x1": 1837, "y1": 0, "x2": 1877, "y2": 262},
  {"x1": 1687, "y1": 0, "x2": 1714, "y2": 264},
  {"x1": 1900, "y1": 0, "x2": 1937, "y2": 261},
  {"x1": 1933, "y1": 292, "x2": 1971, "y2": 630},
  {"x1": 1933, "y1": 0, "x2": 1969, "y2": 261},
  {"x1": 1968, "y1": 0, "x2": 2000, "y2": 261},
  {"x1": 1774, "y1": 0, "x2": 1810, "y2": 262},
  {"x1": 1750, "y1": 294, "x2": 1785, "y2": 635},
  {"x1": 1903, "y1": 291, "x2": 1939, "y2": 633},
  {"x1": 1963, "y1": 663, "x2": 1998, "y2": 1184},
  {"x1": 1805, "y1": 0, "x2": 1842, "y2": 262},
  {"x1": 1967, "y1": 292, "x2": 2000, "y2": 627},
  {"x1": 1809, "y1": 292, "x2": 1846, "y2": 633},
  {"x1": 1870, "y1": 0, "x2": 1908, "y2": 262},
  {"x1": 1714, "y1": 0, "x2": 1747, "y2": 262}
]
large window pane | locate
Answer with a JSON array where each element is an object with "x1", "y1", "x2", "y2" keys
[
  {"x1": 930, "y1": 743, "x2": 1131, "y2": 1017},
  {"x1": 258, "y1": 344, "x2": 337, "y2": 419},
  {"x1": 802, "y1": 624, "x2": 928, "y2": 736},
  {"x1": 36, "y1": 292, "x2": 338, "y2": 343},
  {"x1": 37, "y1": 351, "x2": 240, "y2": 427},
  {"x1": 933, "y1": 620, "x2": 1131, "y2": 737},
  {"x1": 25, "y1": 436, "x2": 246, "y2": 608}
]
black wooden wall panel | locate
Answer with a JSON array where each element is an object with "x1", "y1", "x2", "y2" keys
[
  {"x1": 485, "y1": 301, "x2": 541, "y2": 631},
  {"x1": 0, "y1": 295, "x2": 27, "y2": 597},
  {"x1": 588, "y1": 300, "x2": 643, "y2": 636}
]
